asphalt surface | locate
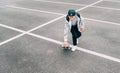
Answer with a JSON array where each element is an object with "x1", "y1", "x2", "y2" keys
[{"x1": 0, "y1": 0, "x2": 120, "y2": 73}]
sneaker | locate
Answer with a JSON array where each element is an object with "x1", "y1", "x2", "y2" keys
[{"x1": 71, "y1": 46, "x2": 76, "y2": 51}]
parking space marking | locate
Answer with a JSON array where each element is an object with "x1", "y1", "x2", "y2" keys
[
  {"x1": 1, "y1": 21, "x2": 120, "y2": 63},
  {"x1": 104, "y1": 0, "x2": 120, "y2": 3},
  {"x1": 0, "y1": 23, "x2": 25, "y2": 33},
  {"x1": 6, "y1": 5, "x2": 120, "y2": 26},
  {"x1": 76, "y1": 0, "x2": 102, "y2": 11},
  {"x1": 6, "y1": 5, "x2": 64, "y2": 16},
  {"x1": 0, "y1": 33, "x2": 25, "y2": 46},
  {"x1": 35, "y1": 0, "x2": 120, "y2": 11},
  {"x1": 35, "y1": 0, "x2": 85, "y2": 6},
  {"x1": 27, "y1": 16, "x2": 65, "y2": 32},
  {"x1": 36, "y1": 0, "x2": 120, "y2": 4},
  {"x1": 35, "y1": 0, "x2": 104, "y2": 7},
  {"x1": 1, "y1": 22, "x2": 120, "y2": 63},
  {"x1": 6, "y1": 0, "x2": 120, "y2": 26},
  {"x1": 28, "y1": 32, "x2": 120, "y2": 63},
  {"x1": 0, "y1": 0, "x2": 120, "y2": 63},
  {"x1": 93, "y1": 6, "x2": 120, "y2": 11},
  {"x1": 0, "y1": 15, "x2": 64, "y2": 46},
  {"x1": 0, "y1": 0, "x2": 108, "y2": 47},
  {"x1": 84, "y1": 18, "x2": 120, "y2": 26}
]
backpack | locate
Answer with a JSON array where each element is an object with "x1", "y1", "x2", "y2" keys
[{"x1": 66, "y1": 12, "x2": 81, "y2": 22}]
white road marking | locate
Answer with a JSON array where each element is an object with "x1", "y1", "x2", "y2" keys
[
  {"x1": 35, "y1": 0, "x2": 85, "y2": 6},
  {"x1": 104, "y1": 0, "x2": 120, "y2": 3},
  {"x1": 1, "y1": 0, "x2": 120, "y2": 63},
  {"x1": 27, "y1": 15, "x2": 65, "y2": 32},
  {"x1": 1, "y1": 22, "x2": 120, "y2": 63},
  {"x1": 6, "y1": 5, "x2": 64, "y2": 16},
  {"x1": 6, "y1": 5, "x2": 120, "y2": 26},
  {"x1": 0, "y1": 0, "x2": 119, "y2": 47},
  {"x1": 76, "y1": 0, "x2": 103, "y2": 11},
  {"x1": 28, "y1": 32, "x2": 120, "y2": 63},
  {"x1": 0, "y1": 33, "x2": 25, "y2": 46},
  {"x1": 84, "y1": 18, "x2": 120, "y2": 26},
  {"x1": 0, "y1": 15, "x2": 65, "y2": 45},
  {"x1": 0, "y1": 24, "x2": 25, "y2": 33},
  {"x1": 0, "y1": 0, "x2": 104, "y2": 46},
  {"x1": 35, "y1": 0, "x2": 120, "y2": 11},
  {"x1": 93, "y1": 5, "x2": 120, "y2": 11}
]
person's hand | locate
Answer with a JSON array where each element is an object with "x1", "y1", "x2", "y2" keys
[
  {"x1": 63, "y1": 41, "x2": 68, "y2": 48},
  {"x1": 80, "y1": 28, "x2": 85, "y2": 32}
]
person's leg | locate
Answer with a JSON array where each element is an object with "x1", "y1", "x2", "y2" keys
[
  {"x1": 72, "y1": 35, "x2": 77, "y2": 46},
  {"x1": 72, "y1": 31, "x2": 82, "y2": 51},
  {"x1": 71, "y1": 25, "x2": 81, "y2": 51},
  {"x1": 77, "y1": 31, "x2": 81, "y2": 44},
  {"x1": 71, "y1": 32, "x2": 78, "y2": 51}
]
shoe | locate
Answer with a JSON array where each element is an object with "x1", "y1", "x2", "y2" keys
[{"x1": 71, "y1": 46, "x2": 76, "y2": 51}]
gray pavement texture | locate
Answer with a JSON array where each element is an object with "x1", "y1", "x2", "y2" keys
[
  {"x1": 0, "y1": 0, "x2": 120, "y2": 73},
  {"x1": 0, "y1": 27, "x2": 20, "y2": 43},
  {"x1": 94, "y1": 1, "x2": 120, "y2": 9}
]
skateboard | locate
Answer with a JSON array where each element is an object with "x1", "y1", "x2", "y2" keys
[{"x1": 62, "y1": 46, "x2": 72, "y2": 50}]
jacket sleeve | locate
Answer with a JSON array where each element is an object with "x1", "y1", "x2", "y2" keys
[
  {"x1": 78, "y1": 16, "x2": 84, "y2": 29},
  {"x1": 64, "y1": 20, "x2": 69, "y2": 42}
]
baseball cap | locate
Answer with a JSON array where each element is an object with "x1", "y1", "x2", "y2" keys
[{"x1": 68, "y1": 9, "x2": 76, "y2": 16}]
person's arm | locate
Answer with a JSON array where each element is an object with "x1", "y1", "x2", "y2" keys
[
  {"x1": 79, "y1": 17, "x2": 85, "y2": 32},
  {"x1": 64, "y1": 20, "x2": 69, "y2": 47}
]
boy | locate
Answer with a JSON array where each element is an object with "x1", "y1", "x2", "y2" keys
[{"x1": 63, "y1": 9, "x2": 85, "y2": 51}]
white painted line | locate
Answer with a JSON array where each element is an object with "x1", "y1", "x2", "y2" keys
[
  {"x1": 24, "y1": 0, "x2": 104, "y2": 33},
  {"x1": 6, "y1": 0, "x2": 104, "y2": 33},
  {"x1": 28, "y1": 33, "x2": 63, "y2": 45},
  {"x1": 35, "y1": 0, "x2": 120, "y2": 11},
  {"x1": 0, "y1": 16, "x2": 119, "y2": 36},
  {"x1": 0, "y1": 16, "x2": 65, "y2": 46},
  {"x1": 0, "y1": 24, "x2": 25, "y2": 33},
  {"x1": 28, "y1": 32, "x2": 120, "y2": 63},
  {"x1": 0, "y1": 15, "x2": 65, "y2": 33},
  {"x1": 8, "y1": 5, "x2": 120, "y2": 19},
  {"x1": 0, "y1": 15, "x2": 119, "y2": 47},
  {"x1": 92, "y1": 5, "x2": 120, "y2": 11},
  {"x1": 0, "y1": 0, "x2": 120, "y2": 63},
  {"x1": 0, "y1": 0, "x2": 106, "y2": 46},
  {"x1": 76, "y1": 0, "x2": 103, "y2": 11},
  {"x1": 35, "y1": 0, "x2": 85, "y2": 6},
  {"x1": 76, "y1": 47, "x2": 120, "y2": 63},
  {"x1": 5, "y1": 5, "x2": 120, "y2": 26},
  {"x1": 0, "y1": 16, "x2": 119, "y2": 44},
  {"x1": 6, "y1": 5, "x2": 120, "y2": 26},
  {"x1": 1, "y1": 21, "x2": 119, "y2": 63},
  {"x1": 0, "y1": 24, "x2": 26, "y2": 46},
  {"x1": 104, "y1": 0, "x2": 120, "y2": 3},
  {"x1": 27, "y1": 0, "x2": 120, "y2": 63},
  {"x1": 27, "y1": 15, "x2": 65, "y2": 32},
  {"x1": 84, "y1": 18, "x2": 120, "y2": 26},
  {"x1": 0, "y1": 33, "x2": 26, "y2": 46},
  {"x1": 1, "y1": 21, "x2": 119, "y2": 62},
  {"x1": 0, "y1": 0, "x2": 104, "y2": 46},
  {"x1": 6, "y1": 5, "x2": 64, "y2": 16}
]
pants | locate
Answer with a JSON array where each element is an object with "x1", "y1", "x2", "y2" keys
[{"x1": 71, "y1": 24, "x2": 81, "y2": 46}]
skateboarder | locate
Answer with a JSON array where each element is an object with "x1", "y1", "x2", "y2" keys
[{"x1": 63, "y1": 9, "x2": 85, "y2": 51}]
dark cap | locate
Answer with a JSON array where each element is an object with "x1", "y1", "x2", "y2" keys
[{"x1": 68, "y1": 9, "x2": 76, "y2": 16}]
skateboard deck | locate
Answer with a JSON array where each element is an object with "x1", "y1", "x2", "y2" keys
[{"x1": 62, "y1": 46, "x2": 72, "y2": 50}]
